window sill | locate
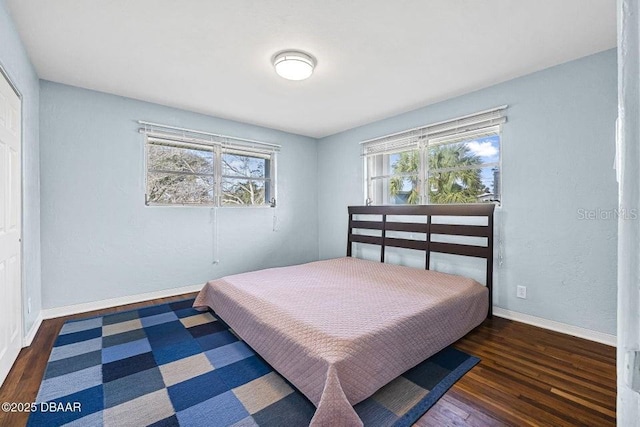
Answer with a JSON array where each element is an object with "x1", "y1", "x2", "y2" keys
[{"x1": 145, "y1": 203, "x2": 274, "y2": 209}]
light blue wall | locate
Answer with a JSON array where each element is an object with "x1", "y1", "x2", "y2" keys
[
  {"x1": 317, "y1": 49, "x2": 618, "y2": 335},
  {"x1": 39, "y1": 81, "x2": 318, "y2": 308},
  {"x1": 37, "y1": 48, "x2": 618, "y2": 334},
  {"x1": 0, "y1": 0, "x2": 41, "y2": 335}
]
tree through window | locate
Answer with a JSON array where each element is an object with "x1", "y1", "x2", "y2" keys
[
  {"x1": 145, "y1": 137, "x2": 276, "y2": 207},
  {"x1": 221, "y1": 150, "x2": 271, "y2": 206},
  {"x1": 146, "y1": 141, "x2": 214, "y2": 205},
  {"x1": 363, "y1": 107, "x2": 505, "y2": 205}
]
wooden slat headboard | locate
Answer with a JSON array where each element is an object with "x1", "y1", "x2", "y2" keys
[{"x1": 347, "y1": 204, "x2": 496, "y2": 317}]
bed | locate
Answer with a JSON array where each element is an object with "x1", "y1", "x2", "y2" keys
[{"x1": 194, "y1": 204, "x2": 495, "y2": 426}]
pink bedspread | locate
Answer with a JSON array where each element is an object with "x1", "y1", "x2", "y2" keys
[{"x1": 193, "y1": 257, "x2": 487, "y2": 426}]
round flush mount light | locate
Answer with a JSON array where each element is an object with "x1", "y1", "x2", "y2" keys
[{"x1": 272, "y1": 50, "x2": 316, "y2": 81}]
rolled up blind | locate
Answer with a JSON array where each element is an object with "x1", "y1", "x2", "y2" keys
[{"x1": 361, "y1": 105, "x2": 507, "y2": 155}]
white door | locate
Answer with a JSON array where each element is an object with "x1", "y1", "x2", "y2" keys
[{"x1": 0, "y1": 69, "x2": 22, "y2": 388}]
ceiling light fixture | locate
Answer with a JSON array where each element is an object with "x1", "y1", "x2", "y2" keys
[{"x1": 273, "y1": 51, "x2": 316, "y2": 81}]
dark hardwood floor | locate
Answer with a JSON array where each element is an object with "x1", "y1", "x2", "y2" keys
[
  {"x1": 418, "y1": 318, "x2": 616, "y2": 426},
  {"x1": 0, "y1": 294, "x2": 616, "y2": 427}
]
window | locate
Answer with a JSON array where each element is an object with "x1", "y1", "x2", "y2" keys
[
  {"x1": 146, "y1": 139, "x2": 215, "y2": 205},
  {"x1": 363, "y1": 107, "x2": 505, "y2": 205},
  {"x1": 221, "y1": 149, "x2": 272, "y2": 206},
  {"x1": 142, "y1": 124, "x2": 278, "y2": 207}
]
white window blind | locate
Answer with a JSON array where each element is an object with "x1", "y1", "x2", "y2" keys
[
  {"x1": 139, "y1": 121, "x2": 281, "y2": 154},
  {"x1": 361, "y1": 106, "x2": 507, "y2": 155}
]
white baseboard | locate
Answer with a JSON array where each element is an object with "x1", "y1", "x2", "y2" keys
[
  {"x1": 23, "y1": 311, "x2": 43, "y2": 347},
  {"x1": 41, "y1": 284, "x2": 203, "y2": 320},
  {"x1": 493, "y1": 307, "x2": 616, "y2": 347}
]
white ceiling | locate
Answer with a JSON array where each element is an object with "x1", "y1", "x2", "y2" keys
[{"x1": 6, "y1": 0, "x2": 616, "y2": 138}]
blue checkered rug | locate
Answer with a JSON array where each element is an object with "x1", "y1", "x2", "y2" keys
[{"x1": 28, "y1": 299, "x2": 479, "y2": 427}]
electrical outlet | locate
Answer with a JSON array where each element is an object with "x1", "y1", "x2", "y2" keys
[
  {"x1": 28, "y1": 297, "x2": 32, "y2": 314},
  {"x1": 516, "y1": 286, "x2": 527, "y2": 299}
]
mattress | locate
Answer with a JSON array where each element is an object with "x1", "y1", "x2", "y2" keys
[{"x1": 193, "y1": 257, "x2": 488, "y2": 426}]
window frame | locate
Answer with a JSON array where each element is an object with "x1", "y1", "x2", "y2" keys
[
  {"x1": 144, "y1": 134, "x2": 277, "y2": 208},
  {"x1": 427, "y1": 128, "x2": 502, "y2": 205},
  {"x1": 363, "y1": 124, "x2": 503, "y2": 206},
  {"x1": 219, "y1": 147, "x2": 275, "y2": 208}
]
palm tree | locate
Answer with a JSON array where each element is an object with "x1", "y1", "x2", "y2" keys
[
  {"x1": 389, "y1": 151, "x2": 420, "y2": 204},
  {"x1": 428, "y1": 144, "x2": 483, "y2": 203},
  {"x1": 389, "y1": 144, "x2": 483, "y2": 204}
]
